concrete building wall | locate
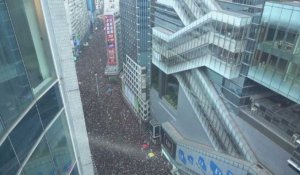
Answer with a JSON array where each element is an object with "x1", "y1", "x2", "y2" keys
[
  {"x1": 65, "y1": 0, "x2": 90, "y2": 42},
  {"x1": 150, "y1": 87, "x2": 211, "y2": 146},
  {"x1": 42, "y1": 0, "x2": 94, "y2": 174}
]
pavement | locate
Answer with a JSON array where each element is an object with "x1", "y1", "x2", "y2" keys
[{"x1": 75, "y1": 20, "x2": 172, "y2": 175}]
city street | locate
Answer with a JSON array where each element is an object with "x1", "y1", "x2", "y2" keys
[{"x1": 75, "y1": 20, "x2": 171, "y2": 175}]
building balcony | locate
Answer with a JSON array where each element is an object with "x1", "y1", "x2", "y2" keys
[{"x1": 258, "y1": 41, "x2": 300, "y2": 59}]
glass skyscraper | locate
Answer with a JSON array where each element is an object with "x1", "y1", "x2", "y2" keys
[
  {"x1": 0, "y1": 0, "x2": 93, "y2": 174},
  {"x1": 120, "y1": 0, "x2": 152, "y2": 121}
]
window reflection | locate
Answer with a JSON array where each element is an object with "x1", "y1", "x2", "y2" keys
[
  {"x1": 22, "y1": 139, "x2": 56, "y2": 175},
  {"x1": 9, "y1": 106, "x2": 43, "y2": 163},
  {"x1": 250, "y1": 3, "x2": 300, "y2": 102},
  {"x1": 70, "y1": 164, "x2": 79, "y2": 175},
  {"x1": 0, "y1": 1, "x2": 33, "y2": 130},
  {"x1": 6, "y1": 0, "x2": 56, "y2": 96},
  {"x1": 0, "y1": 120, "x2": 4, "y2": 138},
  {"x1": 46, "y1": 113, "x2": 76, "y2": 174},
  {"x1": 0, "y1": 139, "x2": 20, "y2": 175},
  {"x1": 37, "y1": 83, "x2": 63, "y2": 128}
]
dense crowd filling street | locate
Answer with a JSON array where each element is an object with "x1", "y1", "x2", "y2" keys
[{"x1": 75, "y1": 19, "x2": 172, "y2": 175}]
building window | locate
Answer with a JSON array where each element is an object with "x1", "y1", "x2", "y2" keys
[
  {"x1": 36, "y1": 83, "x2": 63, "y2": 128},
  {"x1": 7, "y1": 0, "x2": 57, "y2": 96},
  {"x1": 0, "y1": 1, "x2": 33, "y2": 131},
  {"x1": 21, "y1": 139, "x2": 55, "y2": 175},
  {"x1": 0, "y1": 139, "x2": 19, "y2": 175},
  {"x1": 9, "y1": 106, "x2": 43, "y2": 163},
  {"x1": 46, "y1": 113, "x2": 76, "y2": 174}
]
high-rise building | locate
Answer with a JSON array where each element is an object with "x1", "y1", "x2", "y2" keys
[
  {"x1": 86, "y1": 0, "x2": 96, "y2": 27},
  {"x1": 119, "y1": 0, "x2": 152, "y2": 121},
  {"x1": 103, "y1": 0, "x2": 122, "y2": 75},
  {"x1": 0, "y1": 0, "x2": 93, "y2": 174},
  {"x1": 65, "y1": 0, "x2": 90, "y2": 57},
  {"x1": 150, "y1": 0, "x2": 300, "y2": 175}
]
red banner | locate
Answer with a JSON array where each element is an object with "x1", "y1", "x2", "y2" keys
[{"x1": 104, "y1": 15, "x2": 116, "y2": 65}]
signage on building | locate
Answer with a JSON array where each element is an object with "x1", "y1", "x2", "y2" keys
[
  {"x1": 104, "y1": 15, "x2": 117, "y2": 65},
  {"x1": 161, "y1": 129, "x2": 176, "y2": 159},
  {"x1": 175, "y1": 146, "x2": 248, "y2": 175}
]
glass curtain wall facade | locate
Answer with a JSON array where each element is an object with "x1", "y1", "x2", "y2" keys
[
  {"x1": 0, "y1": 0, "x2": 78, "y2": 174},
  {"x1": 245, "y1": 3, "x2": 300, "y2": 173},
  {"x1": 150, "y1": 0, "x2": 300, "y2": 175},
  {"x1": 248, "y1": 2, "x2": 300, "y2": 103}
]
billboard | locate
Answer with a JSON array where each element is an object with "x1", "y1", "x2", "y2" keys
[
  {"x1": 175, "y1": 146, "x2": 248, "y2": 175},
  {"x1": 104, "y1": 15, "x2": 117, "y2": 65}
]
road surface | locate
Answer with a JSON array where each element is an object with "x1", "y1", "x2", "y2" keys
[{"x1": 75, "y1": 20, "x2": 171, "y2": 175}]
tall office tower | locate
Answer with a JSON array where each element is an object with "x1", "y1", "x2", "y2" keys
[
  {"x1": 119, "y1": 0, "x2": 152, "y2": 121},
  {"x1": 65, "y1": 0, "x2": 90, "y2": 57},
  {"x1": 87, "y1": 0, "x2": 96, "y2": 28},
  {"x1": 150, "y1": 0, "x2": 300, "y2": 175},
  {"x1": 103, "y1": 0, "x2": 122, "y2": 75},
  {"x1": 0, "y1": 0, "x2": 94, "y2": 175}
]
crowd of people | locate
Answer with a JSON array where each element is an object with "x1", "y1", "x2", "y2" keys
[{"x1": 75, "y1": 20, "x2": 172, "y2": 175}]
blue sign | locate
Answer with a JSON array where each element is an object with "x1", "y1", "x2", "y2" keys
[
  {"x1": 176, "y1": 148, "x2": 242, "y2": 175},
  {"x1": 210, "y1": 161, "x2": 223, "y2": 175},
  {"x1": 178, "y1": 149, "x2": 187, "y2": 164},
  {"x1": 197, "y1": 156, "x2": 207, "y2": 172},
  {"x1": 227, "y1": 170, "x2": 234, "y2": 175},
  {"x1": 187, "y1": 155, "x2": 194, "y2": 165}
]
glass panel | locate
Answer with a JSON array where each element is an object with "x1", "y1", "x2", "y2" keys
[
  {"x1": 37, "y1": 83, "x2": 63, "y2": 128},
  {"x1": 277, "y1": 58, "x2": 288, "y2": 74},
  {"x1": 6, "y1": 0, "x2": 56, "y2": 96},
  {"x1": 70, "y1": 164, "x2": 79, "y2": 175},
  {"x1": 0, "y1": 139, "x2": 20, "y2": 175},
  {"x1": 164, "y1": 75, "x2": 179, "y2": 108},
  {"x1": 46, "y1": 113, "x2": 76, "y2": 174},
  {"x1": 290, "y1": 9, "x2": 300, "y2": 32},
  {"x1": 261, "y1": 5, "x2": 271, "y2": 23},
  {"x1": 265, "y1": 27, "x2": 275, "y2": 41},
  {"x1": 0, "y1": 120, "x2": 4, "y2": 138},
  {"x1": 9, "y1": 106, "x2": 43, "y2": 163},
  {"x1": 269, "y1": 6, "x2": 282, "y2": 25},
  {"x1": 0, "y1": 1, "x2": 33, "y2": 129},
  {"x1": 22, "y1": 138, "x2": 56, "y2": 175},
  {"x1": 278, "y1": 8, "x2": 292, "y2": 28},
  {"x1": 286, "y1": 31, "x2": 297, "y2": 45},
  {"x1": 275, "y1": 29, "x2": 285, "y2": 42}
]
